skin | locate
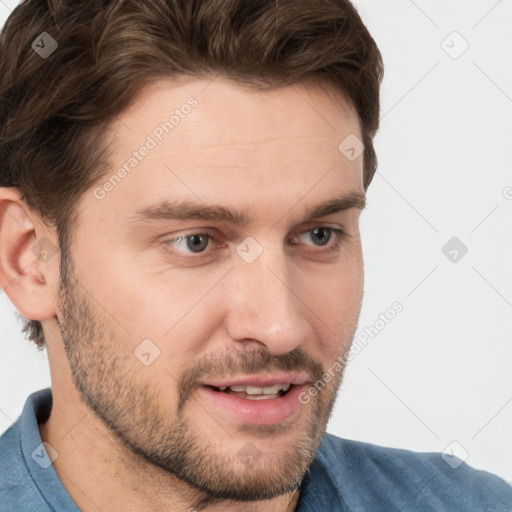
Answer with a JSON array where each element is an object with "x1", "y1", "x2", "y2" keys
[{"x1": 0, "y1": 76, "x2": 365, "y2": 511}]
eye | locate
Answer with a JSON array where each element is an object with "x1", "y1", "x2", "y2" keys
[
  {"x1": 165, "y1": 233, "x2": 213, "y2": 254},
  {"x1": 294, "y1": 227, "x2": 344, "y2": 248},
  {"x1": 163, "y1": 226, "x2": 345, "y2": 258}
]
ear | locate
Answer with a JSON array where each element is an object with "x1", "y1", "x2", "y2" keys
[{"x1": 0, "y1": 187, "x2": 59, "y2": 322}]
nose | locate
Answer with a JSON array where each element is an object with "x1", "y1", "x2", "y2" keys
[{"x1": 223, "y1": 242, "x2": 311, "y2": 354}]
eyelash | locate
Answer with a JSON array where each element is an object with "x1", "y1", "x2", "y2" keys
[{"x1": 163, "y1": 226, "x2": 346, "y2": 257}]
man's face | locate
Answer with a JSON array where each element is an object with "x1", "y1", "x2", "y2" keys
[{"x1": 56, "y1": 77, "x2": 365, "y2": 500}]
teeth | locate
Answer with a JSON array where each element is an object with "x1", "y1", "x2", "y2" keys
[
  {"x1": 218, "y1": 383, "x2": 291, "y2": 394},
  {"x1": 229, "y1": 385, "x2": 248, "y2": 392},
  {"x1": 246, "y1": 386, "x2": 264, "y2": 395}
]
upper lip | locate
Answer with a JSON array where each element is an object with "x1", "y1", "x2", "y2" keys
[{"x1": 201, "y1": 372, "x2": 312, "y2": 388}]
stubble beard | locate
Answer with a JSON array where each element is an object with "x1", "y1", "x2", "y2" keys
[{"x1": 55, "y1": 252, "x2": 349, "y2": 503}]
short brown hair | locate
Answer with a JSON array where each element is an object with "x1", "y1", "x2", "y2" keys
[{"x1": 0, "y1": 0, "x2": 384, "y2": 349}]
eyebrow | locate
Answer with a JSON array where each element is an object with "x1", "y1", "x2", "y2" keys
[{"x1": 129, "y1": 191, "x2": 366, "y2": 226}]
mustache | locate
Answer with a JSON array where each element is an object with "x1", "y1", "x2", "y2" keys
[{"x1": 176, "y1": 347, "x2": 325, "y2": 412}]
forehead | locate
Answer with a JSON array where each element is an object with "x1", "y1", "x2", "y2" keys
[
  {"x1": 85, "y1": 76, "x2": 364, "y2": 226},
  {"x1": 111, "y1": 75, "x2": 361, "y2": 156},
  {"x1": 117, "y1": 75, "x2": 359, "y2": 133}
]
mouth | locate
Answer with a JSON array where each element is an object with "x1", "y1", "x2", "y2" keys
[
  {"x1": 207, "y1": 383, "x2": 293, "y2": 400},
  {"x1": 197, "y1": 373, "x2": 311, "y2": 425}
]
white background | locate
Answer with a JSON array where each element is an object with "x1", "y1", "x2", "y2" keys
[{"x1": 1, "y1": 0, "x2": 511, "y2": 484}]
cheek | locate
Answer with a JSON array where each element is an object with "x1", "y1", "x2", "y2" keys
[
  {"x1": 304, "y1": 253, "x2": 363, "y2": 350},
  {"x1": 73, "y1": 231, "x2": 216, "y2": 343},
  {"x1": 311, "y1": 276, "x2": 362, "y2": 333}
]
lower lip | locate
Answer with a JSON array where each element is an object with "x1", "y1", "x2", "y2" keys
[{"x1": 197, "y1": 385, "x2": 307, "y2": 425}]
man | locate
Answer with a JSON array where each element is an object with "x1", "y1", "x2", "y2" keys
[{"x1": 0, "y1": 0, "x2": 510, "y2": 510}]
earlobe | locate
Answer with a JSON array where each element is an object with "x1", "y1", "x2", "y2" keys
[{"x1": 0, "y1": 187, "x2": 59, "y2": 322}]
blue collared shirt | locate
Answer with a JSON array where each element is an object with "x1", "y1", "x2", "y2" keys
[{"x1": 1, "y1": 388, "x2": 511, "y2": 511}]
